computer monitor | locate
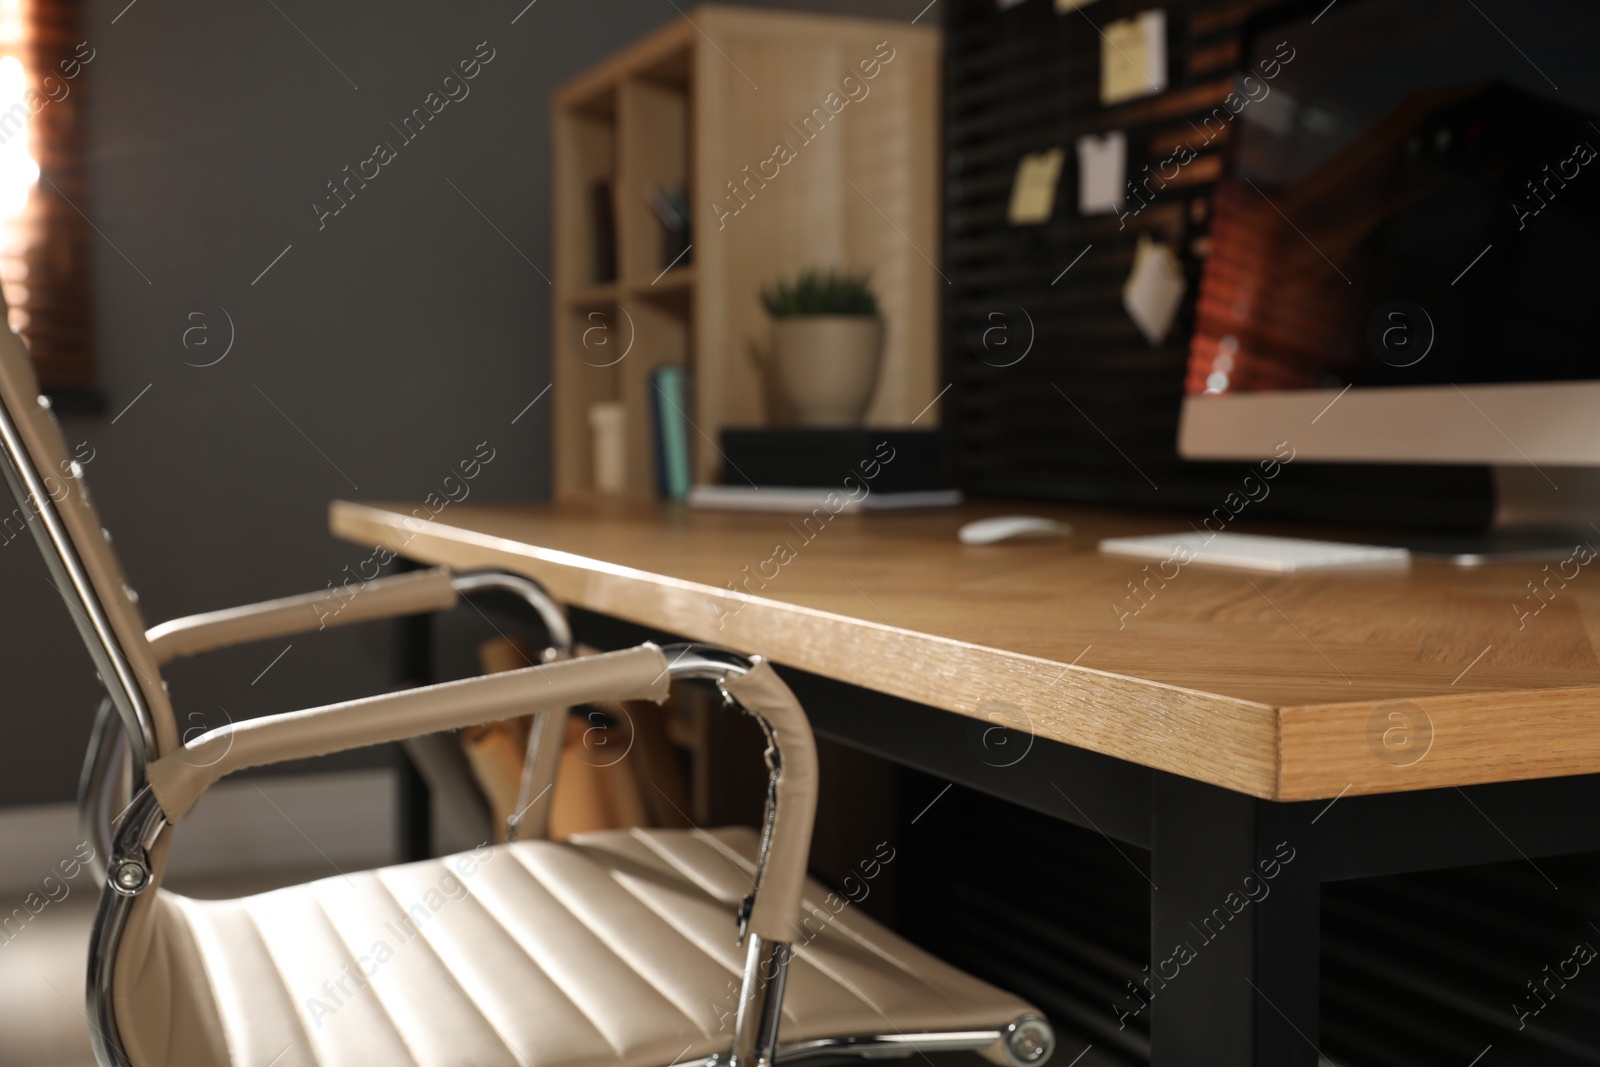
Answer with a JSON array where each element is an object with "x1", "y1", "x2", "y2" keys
[{"x1": 1177, "y1": 0, "x2": 1600, "y2": 555}]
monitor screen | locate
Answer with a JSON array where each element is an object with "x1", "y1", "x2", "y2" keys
[{"x1": 1186, "y1": 0, "x2": 1600, "y2": 398}]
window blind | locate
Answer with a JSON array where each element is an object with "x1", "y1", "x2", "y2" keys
[{"x1": 5, "y1": 0, "x2": 94, "y2": 391}]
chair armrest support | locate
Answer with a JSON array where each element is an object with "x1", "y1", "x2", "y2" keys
[
  {"x1": 721, "y1": 659, "x2": 818, "y2": 944},
  {"x1": 145, "y1": 567, "x2": 459, "y2": 665},
  {"x1": 147, "y1": 644, "x2": 670, "y2": 821}
]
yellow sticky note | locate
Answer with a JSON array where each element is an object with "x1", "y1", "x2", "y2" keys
[
  {"x1": 1007, "y1": 147, "x2": 1066, "y2": 225},
  {"x1": 1100, "y1": 10, "x2": 1167, "y2": 106}
]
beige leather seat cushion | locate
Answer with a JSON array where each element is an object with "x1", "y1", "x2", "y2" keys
[{"x1": 134, "y1": 827, "x2": 1034, "y2": 1067}]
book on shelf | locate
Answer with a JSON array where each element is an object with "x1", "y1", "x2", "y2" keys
[{"x1": 649, "y1": 365, "x2": 692, "y2": 502}]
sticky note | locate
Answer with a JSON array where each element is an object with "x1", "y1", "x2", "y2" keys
[
  {"x1": 1123, "y1": 234, "x2": 1185, "y2": 346},
  {"x1": 1076, "y1": 131, "x2": 1126, "y2": 215},
  {"x1": 1101, "y1": 10, "x2": 1167, "y2": 106},
  {"x1": 1008, "y1": 147, "x2": 1066, "y2": 225}
]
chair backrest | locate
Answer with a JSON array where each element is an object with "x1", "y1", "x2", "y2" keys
[{"x1": 0, "y1": 321, "x2": 175, "y2": 768}]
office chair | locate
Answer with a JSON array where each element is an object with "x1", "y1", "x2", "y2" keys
[{"x1": 0, "y1": 321, "x2": 1057, "y2": 1067}]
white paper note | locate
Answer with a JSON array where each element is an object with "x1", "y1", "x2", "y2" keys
[
  {"x1": 1076, "y1": 131, "x2": 1126, "y2": 215},
  {"x1": 1123, "y1": 234, "x2": 1185, "y2": 346},
  {"x1": 1101, "y1": 9, "x2": 1168, "y2": 105}
]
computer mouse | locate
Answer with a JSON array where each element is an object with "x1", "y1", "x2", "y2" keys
[{"x1": 958, "y1": 515, "x2": 1073, "y2": 546}]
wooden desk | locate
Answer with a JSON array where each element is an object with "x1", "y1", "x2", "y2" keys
[
  {"x1": 331, "y1": 498, "x2": 1600, "y2": 1067},
  {"x1": 331, "y1": 498, "x2": 1600, "y2": 802}
]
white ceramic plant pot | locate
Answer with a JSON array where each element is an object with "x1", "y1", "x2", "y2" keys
[{"x1": 771, "y1": 315, "x2": 884, "y2": 427}]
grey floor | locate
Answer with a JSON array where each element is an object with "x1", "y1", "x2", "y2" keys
[{"x1": 0, "y1": 897, "x2": 96, "y2": 1067}]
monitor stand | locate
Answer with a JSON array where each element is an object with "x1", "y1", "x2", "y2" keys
[{"x1": 1399, "y1": 467, "x2": 1600, "y2": 566}]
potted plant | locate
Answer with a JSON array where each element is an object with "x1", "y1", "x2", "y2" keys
[{"x1": 760, "y1": 269, "x2": 883, "y2": 427}]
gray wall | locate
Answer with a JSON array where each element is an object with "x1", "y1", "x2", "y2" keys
[{"x1": 0, "y1": 0, "x2": 930, "y2": 807}]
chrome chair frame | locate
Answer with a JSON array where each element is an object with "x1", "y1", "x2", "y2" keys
[
  {"x1": 2, "y1": 394, "x2": 1054, "y2": 1067},
  {"x1": 0, "y1": 395, "x2": 159, "y2": 789}
]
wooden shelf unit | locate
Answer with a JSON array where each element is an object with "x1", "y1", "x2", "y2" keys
[{"x1": 550, "y1": 5, "x2": 942, "y2": 499}]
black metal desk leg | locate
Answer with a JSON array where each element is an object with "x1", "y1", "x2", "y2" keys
[
  {"x1": 1148, "y1": 776, "x2": 1321, "y2": 1066},
  {"x1": 395, "y1": 558, "x2": 433, "y2": 861}
]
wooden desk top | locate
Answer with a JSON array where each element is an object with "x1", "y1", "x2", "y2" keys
[{"x1": 331, "y1": 499, "x2": 1600, "y2": 802}]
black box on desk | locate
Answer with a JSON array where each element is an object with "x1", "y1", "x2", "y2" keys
[{"x1": 719, "y1": 429, "x2": 952, "y2": 492}]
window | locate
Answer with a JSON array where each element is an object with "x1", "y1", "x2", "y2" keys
[{"x1": 2, "y1": 0, "x2": 94, "y2": 393}]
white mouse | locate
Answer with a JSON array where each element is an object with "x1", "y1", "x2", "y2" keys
[{"x1": 958, "y1": 515, "x2": 1073, "y2": 546}]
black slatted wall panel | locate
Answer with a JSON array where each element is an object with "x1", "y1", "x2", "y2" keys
[
  {"x1": 900, "y1": 773, "x2": 1600, "y2": 1066},
  {"x1": 940, "y1": 0, "x2": 1494, "y2": 531}
]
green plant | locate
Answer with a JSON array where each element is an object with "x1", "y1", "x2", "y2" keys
[{"x1": 761, "y1": 269, "x2": 878, "y2": 318}]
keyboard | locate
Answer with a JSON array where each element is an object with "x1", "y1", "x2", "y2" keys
[{"x1": 1098, "y1": 531, "x2": 1411, "y2": 574}]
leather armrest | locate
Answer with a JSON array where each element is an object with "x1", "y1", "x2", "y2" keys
[
  {"x1": 723, "y1": 658, "x2": 819, "y2": 944},
  {"x1": 147, "y1": 644, "x2": 671, "y2": 821},
  {"x1": 145, "y1": 567, "x2": 459, "y2": 666}
]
